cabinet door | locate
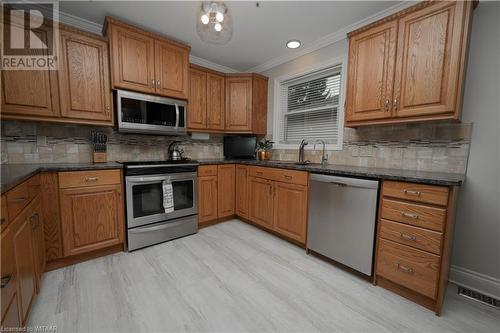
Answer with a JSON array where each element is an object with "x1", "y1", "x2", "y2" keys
[
  {"x1": 187, "y1": 68, "x2": 207, "y2": 129},
  {"x1": 154, "y1": 39, "x2": 189, "y2": 99},
  {"x1": 248, "y1": 177, "x2": 274, "y2": 229},
  {"x1": 29, "y1": 200, "x2": 45, "y2": 292},
  {"x1": 393, "y1": 1, "x2": 470, "y2": 118},
  {"x1": 60, "y1": 184, "x2": 124, "y2": 257},
  {"x1": 252, "y1": 76, "x2": 268, "y2": 135},
  {"x1": 225, "y1": 77, "x2": 252, "y2": 131},
  {"x1": 273, "y1": 182, "x2": 308, "y2": 243},
  {"x1": 217, "y1": 165, "x2": 235, "y2": 218},
  {"x1": 110, "y1": 24, "x2": 155, "y2": 94},
  {"x1": 12, "y1": 212, "x2": 36, "y2": 325},
  {"x1": 1, "y1": 25, "x2": 59, "y2": 119},
  {"x1": 198, "y1": 176, "x2": 218, "y2": 223},
  {"x1": 1, "y1": 294, "x2": 20, "y2": 329},
  {"x1": 1, "y1": 223, "x2": 18, "y2": 324},
  {"x1": 345, "y1": 20, "x2": 397, "y2": 123},
  {"x1": 235, "y1": 165, "x2": 249, "y2": 219},
  {"x1": 58, "y1": 30, "x2": 112, "y2": 123},
  {"x1": 207, "y1": 73, "x2": 225, "y2": 130}
]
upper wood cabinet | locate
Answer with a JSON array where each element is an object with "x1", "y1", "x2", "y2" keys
[
  {"x1": 207, "y1": 73, "x2": 226, "y2": 130},
  {"x1": 58, "y1": 29, "x2": 112, "y2": 123},
  {"x1": 106, "y1": 17, "x2": 189, "y2": 99},
  {"x1": 217, "y1": 165, "x2": 235, "y2": 218},
  {"x1": 345, "y1": 1, "x2": 473, "y2": 127},
  {"x1": 225, "y1": 74, "x2": 268, "y2": 134},
  {"x1": 188, "y1": 67, "x2": 208, "y2": 129}
]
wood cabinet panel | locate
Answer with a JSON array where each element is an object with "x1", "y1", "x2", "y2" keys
[
  {"x1": 60, "y1": 184, "x2": 124, "y2": 257},
  {"x1": 225, "y1": 77, "x2": 253, "y2": 131},
  {"x1": 1, "y1": 25, "x2": 60, "y2": 119},
  {"x1": 252, "y1": 75, "x2": 268, "y2": 135},
  {"x1": 6, "y1": 182, "x2": 29, "y2": 221},
  {"x1": 40, "y1": 173, "x2": 63, "y2": 262},
  {"x1": 109, "y1": 23, "x2": 155, "y2": 94},
  {"x1": 207, "y1": 73, "x2": 225, "y2": 130},
  {"x1": 345, "y1": 20, "x2": 397, "y2": 122},
  {"x1": 381, "y1": 198, "x2": 446, "y2": 232},
  {"x1": 198, "y1": 176, "x2": 218, "y2": 223},
  {"x1": 1, "y1": 294, "x2": 20, "y2": 329},
  {"x1": 188, "y1": 68, "x2": 207, "y2": 129},
  {"x1": 154, "y1": 39, "x2": 189, "y2": 99},
  {"x1": 249, "y1": 166, "x2": 308, "y2": 186},
  {"x1": 377, "y1": 239, "x2": 440, "y2": 299},
  {"x1": 248, "y1": 177, "x2": 274, "y2": 229},
  {"x1": 217, "y1": 165, "x2": 235, "y2": 218},
  {"x1": 382, "y1": 181, "x2": 449, "y2": 206},
  {"x1": 379, "y1": 219, "x2": 442, "y2": 255},
  {"x1": 58, "y1": 30, "x2": 112, "y2": 123},
  {"x1": 58, "y1": 169, "x2": 121, "y2": 189},
  {"x1": 235, "y1": 165, "x2": 249, "y2": 219},
  {"x1": 30, "y1": 200, "x2": 45, "y2": 292},
  {"x1": 393, "y1": 1, "x2": 469, "y2": 118},
  {"x1": 1, "y1": 224, "x2": 17, "y2": 320},
  {"x1": 273, "y1": 182, "x2": 308, "y2": 243},
  {"x1": 198, "y1": 165, "x2": 218, "y2": 177},
  {"x1": 1, "y1": 195, "x2": 8, "y2": 232}
]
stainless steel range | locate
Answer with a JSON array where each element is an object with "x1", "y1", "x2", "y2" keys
[{"x1": 122, "y1": 160, "x2": 198, "y2": 251}]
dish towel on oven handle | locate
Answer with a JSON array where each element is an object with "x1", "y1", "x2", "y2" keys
[{"x1": 162, "y1": 178, "x2": 174, "y2": 214}]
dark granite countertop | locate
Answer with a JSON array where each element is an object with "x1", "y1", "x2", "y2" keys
[
  {"x1": 1, "y1": 162, "x2": 123, "y2": 194},
  {"x1": 197, "y1": 159, "x2": 465, "y2": 186}
]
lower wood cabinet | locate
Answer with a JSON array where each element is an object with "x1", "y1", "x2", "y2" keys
[
  {"x1": 248, "y1": 177, "x2": 274, "y2": 229},
  {"x1": 197, "y1": 165, "x2": 235, "y2": 225},
  {"x1": 1, "y1": 218, "x2": 20, "y2": 329},
  {"x1": 59, "y1": 183, "x2": 124, "y2": 257}
]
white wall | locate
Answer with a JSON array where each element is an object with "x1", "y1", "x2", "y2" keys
[
  {"x1": 263, "y1": 2, "x2": 500, "y2": 297},
  {"x1": 449, "y1": 1, "x2": 500, "y2": 298}
]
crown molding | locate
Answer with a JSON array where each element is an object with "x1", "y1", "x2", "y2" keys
[
  {"x1": 189, "y1": 55, "x2": 238, "y2": 73},
  {"x1": 247, "y1": 0, "x2": 417, "y2": 74}
]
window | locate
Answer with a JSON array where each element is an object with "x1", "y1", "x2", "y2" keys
[{"x1": 275, "y1": 65, "x2": 344, "y2": 150}]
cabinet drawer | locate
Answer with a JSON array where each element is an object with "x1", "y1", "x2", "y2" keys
[
  {"x1": 59, "y1": 169, "x2": 121, "y2": 188},
  {"x1": 379, "y1": 219, "x2": 442, "y2": 255},
  {"x1": 376, "y1": 239, "x2": 440, "y2": 299},
  {"x1": 6, "y1": 182, "x2": 29, "y2": 220},
  {"x1": 381, "y1": 198, "x2": 446, "y2": 232},
  {"x1": 383, "y1": 181, "x2": 449, "y2": 206},
  {"x1": 249, "y1": 166, "x2": 308, "y2": 186},
  {"x1": 198, "y1": 165, "x2": 218, "y2": 177}
]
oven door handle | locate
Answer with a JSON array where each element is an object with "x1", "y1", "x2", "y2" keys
[
  {"x1": 127, "y1": 176, "x2": 167, "y2": 183},
  {"x1": 175, "y1": 104, "x2": 179, "y2": 129},
  {"x1": 130, "y1": 221, "x2": 183, "y2": 233}
]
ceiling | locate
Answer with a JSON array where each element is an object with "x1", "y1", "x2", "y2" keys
[{"x1": 59, "y1": 1, "x2": 402, "y2": 72}]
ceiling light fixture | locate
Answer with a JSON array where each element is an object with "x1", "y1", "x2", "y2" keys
[
  {"x1": 286, "y1": 40, "x2": 301, "y2": 49},
  {"x1": 197, "y1": 1, "x2": 233, "y2": 45}
]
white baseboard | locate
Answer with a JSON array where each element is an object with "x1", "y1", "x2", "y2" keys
[{"x1": 449, "y1": 265, "x2": 500, "y2": 299}]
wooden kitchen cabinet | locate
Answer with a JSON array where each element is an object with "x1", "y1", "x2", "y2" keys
[
  {"x1": 1, "y1": 220, "x2": 20, "y2": 329},
  {"x1": 345, "y1": 1, "x2": 473, "y2": 126},
  {"x1": 225, "y1": 74, "x2": 268, "y2": 134},
  {"x1": 207, "y1": 72, "x2": 226, "y2": 130},
  {"x1": 58, "y1": 28, "x2": 112, "y2": 124},
  {"x1": 30, "y1": 200, "x2": 45, "y2": 292},
  {"x1": 188, "y1": 67, "x2": 208, "y2": 129},
  {"x1": 273, "y1": 182, "x2": 308, "y2": 243},
  {"x1": 248, "y1": 177, "x2": 274, "y2": 229},
  {"x1": 106, "y1": 17, "x2": 189, "y2": 99},
  {"x1": 197, "y1": 175, "x2": 219, "y2": 223},
  {"x1": 59, "y1": 183, "x2": 124, "y2": 257},
  {"x1": 235, "y1": 165, "x2": 249, "y2": 219},
  {"x1": 217, "y1": 165, "x2": 235, "y2": 218}
]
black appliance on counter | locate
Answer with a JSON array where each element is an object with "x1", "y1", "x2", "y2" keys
[{"x1": 223, "y1": 135, "x2": 257, "y2": 159}]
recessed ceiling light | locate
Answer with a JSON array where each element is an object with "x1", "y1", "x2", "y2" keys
[{"x1": 286, "y1": 40, "x2": 301, "y2": 49}]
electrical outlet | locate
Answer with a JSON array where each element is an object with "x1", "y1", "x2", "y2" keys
[
  {"x1": 359, "y1": 145, "x2": 374, "y2": 157},
  {"x1": 351, "y1": 146, "x2": 359, "y2": 157},
  {"x1": 37, "y1": 135, "x2": 47, "y2": 146}
]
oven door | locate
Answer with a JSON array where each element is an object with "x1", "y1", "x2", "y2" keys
[{"x1": 125, "y1": 172, "x2": 197, "y2": 229}]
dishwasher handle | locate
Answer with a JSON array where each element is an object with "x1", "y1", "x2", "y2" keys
[{"x1": 310, "y1": 173, "x2": 379, "y2": 189}]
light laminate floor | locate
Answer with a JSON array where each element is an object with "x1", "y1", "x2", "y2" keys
[{"x1": 29, "y1": 219, "x2": 499, "y2": 332}]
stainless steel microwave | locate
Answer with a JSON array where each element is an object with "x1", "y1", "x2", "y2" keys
[{"x1": 116, "y1": 89, "x2": 187, "y2": 135}]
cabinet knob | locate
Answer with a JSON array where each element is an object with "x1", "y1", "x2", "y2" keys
[
  {"x1": 151, "y1": 79, "x2": 156, "y2": 88},
  {"x1": 157, "y1": 80, "x2": 160, "y2": 87},
  {"x1": 85, "y1": 177, "x2": 99, "y2": 182},
  {"x1": 393, "y1": 98, "x2": 399, "y2": 112},
  {"x1": 385, "y1": 98, "x2": 390, "y2": 112}
]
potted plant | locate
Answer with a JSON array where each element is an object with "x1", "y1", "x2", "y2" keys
[{"x1": 256, "y1": 139, "x2": 274, "y2": 161}]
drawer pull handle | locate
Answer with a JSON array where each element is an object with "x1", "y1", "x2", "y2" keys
[
  {"x1": 396, "y1": 263, "x2": 414, "y2": 274},
  {"x1": 9, "y1": 196, "x2": 27, "y2": 203},
  {"x1": 404, "y1": 190, "x2": 421, "y2": 197},
  {"x1": 284, "y1": 175, "x2": 292, "y2": 180},
  {"x1": 401, "y1": 212, "x2": 419, "y2": 219},
  {"x1": 85, "y1": 177, "x2": 99, "y2": 182},
  {"x1": 400, "y1": 232, "x2": 416, "y2": 242},
  {"x1": 1, "y1": 274, "x2": 12, "y2": 288},
  {"x1": 256, "y1": 172, "x2": 263, "y2": 176}
]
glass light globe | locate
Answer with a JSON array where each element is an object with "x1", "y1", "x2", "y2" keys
[
  {"x1": 201, "y1": 14, "x2": 209, "y2": 25},
  {"x1": 215, "y1": 12, "x2": 224, "y2": 22},
  {"x1": 214, "y1": 23, "x2": 222, "y2": 32}
]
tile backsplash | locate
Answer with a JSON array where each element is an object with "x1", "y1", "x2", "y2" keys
[
  {"x1": 1, "y1": 120, "x2": 472, "y2": 174},
  {"x1": 272, "y1": 122, "x2": 472, "y2": 174},
  {"x1": 1, "y1": 120, "x2": 223, "y2": 163}
]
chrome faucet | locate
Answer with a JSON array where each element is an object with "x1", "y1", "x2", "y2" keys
[
  {"x1": 298, "y1": 139, "x2": 308, "y2": 164},
  {"x1": 314, "y1": 139, "x2": 328, "y2": 167}
]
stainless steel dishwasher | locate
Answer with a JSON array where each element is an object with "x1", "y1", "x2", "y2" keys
[{"x1": 307, "y1": 174, "x2": 379, "y2": 276}]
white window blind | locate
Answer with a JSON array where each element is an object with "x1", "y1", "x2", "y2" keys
[{"x1": 278, "y1": 66, "x2": 342, "y2": 146}]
